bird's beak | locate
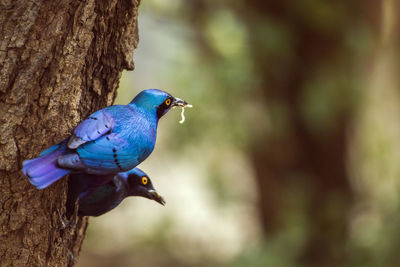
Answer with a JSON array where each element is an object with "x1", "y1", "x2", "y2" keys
[
  {"x1": 172, "y1": 97, "x2": 190, "y2": 108},
  {"x1": 147, "y1": 189, "x2": 166, "y2": 206}
]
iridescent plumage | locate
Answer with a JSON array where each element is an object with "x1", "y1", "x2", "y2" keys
[
  {"x1": 67, "y1": 168, "x2": 165, "y2": 217},
  {"x1": 22, "y1": 89, "x2": 190, "y2": 189}
]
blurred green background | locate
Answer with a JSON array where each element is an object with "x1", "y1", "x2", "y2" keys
[{"x1": 77, "y1": 0, "x2": 400, "y2": 266}]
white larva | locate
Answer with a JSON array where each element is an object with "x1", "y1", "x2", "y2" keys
[{"x1": 179, "y1": 104, "x2": 193, "y2": 124}]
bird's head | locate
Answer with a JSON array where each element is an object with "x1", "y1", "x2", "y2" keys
[
  {"x1": 130, "y1": 89, "x2": 190, "y2": 119},
  {"x1": 119, "y1": 168, "x2": 165, "y2": 206}
]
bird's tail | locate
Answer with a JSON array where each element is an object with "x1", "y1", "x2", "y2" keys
[{"x1": 22, "y1": 140, "x2": 71, "y2": 189}]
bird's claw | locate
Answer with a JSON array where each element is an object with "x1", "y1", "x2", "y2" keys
[{"x1": 57, "y1": 210, "x2": 76, "y2": 230}]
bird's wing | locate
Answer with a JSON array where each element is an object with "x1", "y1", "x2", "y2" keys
[
  {"x1": 79, "y1": 182, "x2": 121, "y2": 216},
  {"x1": 77, "y1": 132, "x2": 138, "y2": 172},
  {"x1": 68, "y1": 110, "x2": 115, "y2": 149},
  {"x1": 80, "y1": 181, "x2": 116, "y2": 203},
  {"x1": 40, "y1": 140, "x2": 68, "y2": 156}
]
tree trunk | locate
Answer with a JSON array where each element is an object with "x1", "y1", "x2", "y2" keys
[{"x1": 0, "y1": 0, "x2": 140, "y2": 266}]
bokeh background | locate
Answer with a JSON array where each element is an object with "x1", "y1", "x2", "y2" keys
[{"x1": 77, "y1": 1, "x2": 400, "y2": 266}]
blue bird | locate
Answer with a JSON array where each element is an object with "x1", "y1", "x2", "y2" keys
[
  {"x1": 67, "y1": 168, "x2": 165, "y2": 217},
  {"x1": 22, "y1": 89, "x2": 190, "y2": 189}
]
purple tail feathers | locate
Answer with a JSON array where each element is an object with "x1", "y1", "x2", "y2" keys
[{"x1": 22, "y1": 141, "x2": 71, "y2": 189}]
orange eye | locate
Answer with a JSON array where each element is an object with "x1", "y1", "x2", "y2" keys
[
  {"x1": 165, "y1": 99, "x2": 171, "y2": 106},
  {"x1": 142, "y1": 177, "x2": 148, "y2": 185}
]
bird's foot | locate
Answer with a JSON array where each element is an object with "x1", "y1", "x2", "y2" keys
[{"x1": 57, "y1": 210, "x2": 76, "y2": 230}]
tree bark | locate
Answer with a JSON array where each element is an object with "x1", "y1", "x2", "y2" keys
[{"x1": 0, "y1": 0, "x2": 140, "y2": 266}]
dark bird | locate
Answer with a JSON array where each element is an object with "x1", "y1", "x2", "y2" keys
[
  {"x1": 67, "y1": 168, "x2": 165, "y2": 217},
  {"x1": 22, "y1": 89, "x2": 190, "y2": 189}
]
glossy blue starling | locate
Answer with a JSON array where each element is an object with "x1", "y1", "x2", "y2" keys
[
  {"x1": 67, "y1": 168, "x2": 165, "y2": 217},
  {"x1": 22, "y1": 89, "x2": 190, "y2": 189}
]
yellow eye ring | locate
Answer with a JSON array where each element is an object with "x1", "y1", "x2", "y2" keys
[
  {"x1": 165, "y1": 99, "x2": 171, "y2": 106},
  {"x1": 142, "y1": 176, "x2": 148, "y2": 185}
]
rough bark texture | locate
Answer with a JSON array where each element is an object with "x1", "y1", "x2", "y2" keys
[{"x1": 0, "y1": 0, "x2": 140, "y2": 266}]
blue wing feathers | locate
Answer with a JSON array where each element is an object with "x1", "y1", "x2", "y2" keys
[
  {"x1": 39, "y1": 144, "x2": 60, "y2": 157},
  {"x1": 39, "y1": 139, "x2": 68, "y2": 156},
  {"x1": 68, "y1": 110, "x2": 115, "y2": 149},
  {"x1": 77, "y1": 132, "x2": 137, "y2": 172}
]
